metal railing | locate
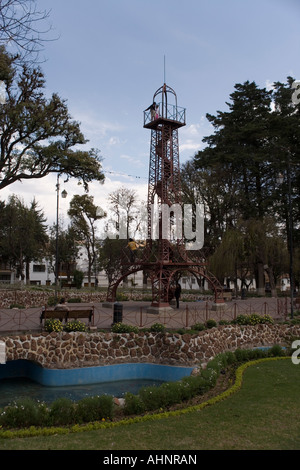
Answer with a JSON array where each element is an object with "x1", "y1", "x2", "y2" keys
[
  {"x1": 0, "y1": 298, "x2": 290, "y2": 333},
  {"x1": 144, "y1": 102, "x2": 186, "y2": 127}
]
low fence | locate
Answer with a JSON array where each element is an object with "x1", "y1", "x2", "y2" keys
[{"x1": 0, "y1": 297, "x2": 290, "y2": 333}]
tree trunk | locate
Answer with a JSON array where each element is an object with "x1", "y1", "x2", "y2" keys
[
  {"x1": 264, "y1": 264, "x2": 277, "y2": 297},
  {"x1": 256, "y1": 262, "x2": 265, "y2": 295}
]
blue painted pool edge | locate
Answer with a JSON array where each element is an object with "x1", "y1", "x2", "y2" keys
[{"x1": 0, "y1": 360, "x2": 194, "y2": 387}]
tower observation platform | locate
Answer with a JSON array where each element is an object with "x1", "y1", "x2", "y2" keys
[{"x1": 143, "y1": 83, "x2": 186, "y2": 130}]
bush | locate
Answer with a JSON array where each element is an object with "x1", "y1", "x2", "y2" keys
[
  {"x1": 47, "y1": 296, "x2": 57, "y2": 307},
  {"x1": 233, "y1": 314, "x2": 274, "y2": 326},
  {"x1": 111, "y1": 322, "x2": 139, "y2": 333},
  {"x1": 75, "y1": 395, "x2": 114, "y2": 423},
  {"x1": 150, "y1": 323, "x2": 165, "y2": 333},
  {"x1": 218, "y1": 319, "x2": 231, "y2": 325},
  {"x1": 44, "y1": 319, "x2": 63, "y2": 332},
  {"x1": 123, "y1": 393, "x2": 145, "y2": 416},
  {"x1": 73, "y1": 270, "x2": 84, "y2": 289},
  {"x1": 9, "y1": 303, "x2": 25, "y2": 309},
  {"x1": 0, "y1": 399, "x2": 48, "y2": 428},
  {"x1": 190, "y1": 322, "x2": 206, "y2": 331},
  {"x1": 268, "y1": 344, "x2": 285, "y2": 357},
  {"x1": 49, "y1": 398, "x2": 76, "y2": 426},
  {"x1": 206, "y1": 319, "x2": 217, "y2": 329},
  {"x1": 64, "y1": 320, "x2": 87, "y2": 332}
]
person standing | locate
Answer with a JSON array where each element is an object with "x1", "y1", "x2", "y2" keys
[{"x1": 175, "y1": 282, "x2": 181, "y2": 309}]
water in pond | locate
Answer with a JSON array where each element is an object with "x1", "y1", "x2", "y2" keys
[{"x1": 0, "y1": 377, "x2": 164, "y2": 408}]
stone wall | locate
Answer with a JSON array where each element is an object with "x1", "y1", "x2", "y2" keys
[
  {"x1": 0, "y1": 290, "x2": 107, "y2": 308},
  {"x1": 1, "y1": 323, "x2": 300, "y2": 369}
]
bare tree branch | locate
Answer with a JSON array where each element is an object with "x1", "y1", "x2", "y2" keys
[{"x1": 0, "y1": 0, "x2": 57, "y2": 64}]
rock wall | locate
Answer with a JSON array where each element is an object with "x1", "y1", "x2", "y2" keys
[
  {"x1": 1, "y1": 323, "x2": 299, "y2": 369},
  {"x1": 0, "y1": 290, "x2": 107, "y2": 308}
]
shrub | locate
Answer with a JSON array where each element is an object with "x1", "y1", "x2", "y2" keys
[
  {"x1": 64, "y1": 320, "x2": 87, "y2": 332},
  {"x1": 150, "y1": 323, "x2": 165, "y2": 333},
  {"x1": 9, "y1": 303, "x2": 25, "y2": 309},
  {"x1": 68, "y1": 297, "x2": 82, "y2": 303},
  {"x1": 190, "y1": 322, "x2": 206, "y2": 331},
  {"x1": 47, "y1": 296, "x2": 57, "y2": 307},
  {"x1": 75, "y1": 395, "x2": 114, "y2": 423},
  {"x1": 268, "y1": 344, "x2": 285, "y2": 357},
  {"x1": 218, "y1": 319, "x2": 231, "y2": 325},
  {"x1": 206, "y1": 319, "x2": 217, "y2": 329},
  {"x1": 233, "y1": 313, "x2": 274, "y2": 326},
  {"x1": 49, "y1": 398, "x2": 76, "y2": 426},
  {"x1": 123, "y1": 393, "x2": 145, "y2": 416},
  {"x1": 111, "y1": 322, "x2": 139, "y2": 333},
  {"x1": 73, "y1": 270, "x2": 84, "y2": 289},
  {"x1": 0, "y1": 399, "x2": 48, "y2": 428},
  {"x1": 44, "y1": 319, "x2": 63, "y2": 332}
]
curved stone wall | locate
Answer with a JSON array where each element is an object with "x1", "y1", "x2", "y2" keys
[{"x1": 1, "y1": 323, "x2": 299, "y2": 369}]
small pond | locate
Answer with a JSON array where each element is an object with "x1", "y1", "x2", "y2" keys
[{"x1": 0, "y1": 360, "x2": 194, "y2": 407}]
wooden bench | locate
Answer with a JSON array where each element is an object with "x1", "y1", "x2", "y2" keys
[
  {"x1": 67, "y1": 308, "x2": 94, "y2": 325},
  {"x1": 41, "y1": 306, "x2": 94, "y2": 327}
]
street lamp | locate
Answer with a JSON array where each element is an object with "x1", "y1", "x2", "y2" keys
[
  {"x1": 277, "y1": 162, "x2": 294, "y2": 319},
  {"x1": 55, "y1": 174, "x2": 68, "y2": 300}
]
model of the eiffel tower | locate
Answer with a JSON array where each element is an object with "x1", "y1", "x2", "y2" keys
[{"x1": 106, "y1": 83, "x2": 224, "y2": 310}]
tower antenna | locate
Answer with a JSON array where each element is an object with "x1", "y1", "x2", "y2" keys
[{"x1": 164, "y1": 55, "x2": 166, "y2": 83}]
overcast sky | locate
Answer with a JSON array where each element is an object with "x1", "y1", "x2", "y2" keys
[{"x1": 1, "y1": 0, "x2": 300, "y2": 229}]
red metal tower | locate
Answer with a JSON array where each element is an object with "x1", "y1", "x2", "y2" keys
[{"x1": 106, "y1": 83, "x2": 224, "y2": 308}]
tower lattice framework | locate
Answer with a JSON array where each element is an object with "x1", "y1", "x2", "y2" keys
[{"x1": 106, "y1": 83, "x2": 224, "y2": 308}]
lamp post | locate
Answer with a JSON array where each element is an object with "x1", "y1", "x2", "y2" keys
[
  {"x1": 55, "y1": 174, "x2": 68, "y2": 301},
  {"x1": 277, "y1": 158, "x2": 294, "y2": 319}
]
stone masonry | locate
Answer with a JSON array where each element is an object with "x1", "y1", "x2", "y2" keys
[{"x1": 1, "y1": 323, "x2": 300, "y2": 369}]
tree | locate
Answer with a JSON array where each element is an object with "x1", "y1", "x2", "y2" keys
[
  {"x1": 0, "y1": 194, "x2": 48, "y2": 283},
  {"x1": 97, "y1": 237, "x2": 127, "y2": 287},
  {"x1": 68, "y1": 194, "x2": 106, "y2": 287},
  {"x1": 0, "y1": 48, "x2": 105, "y2": 191},
  {"x1": 189, "y1": 78, "x2": 300, "y2": 293},
  {"x1": 47, "y1": 224, "x2": 79, "y2": 283},
  {"x1": 108, "y1": 186, "x2": 139, "y2": 239},
  {"x1": 0, "y1": 0, "x2": 55, "y2": 64}
]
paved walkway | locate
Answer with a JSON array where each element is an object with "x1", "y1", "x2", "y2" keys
[{"x1": 0, "y1": 297, "x2": 290, "y2": 334}]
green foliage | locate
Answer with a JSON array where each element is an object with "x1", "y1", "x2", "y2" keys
[
  {"x1": 0, "y1": 399, "x2": 48, "y2": 428},
  {"x1": 190, "y1": 322, "x2": 206, "y2": 331},
  {"x1": 73, "y1": 270, "x2": 84, "y2": 289},
  {"x1": 123, "y1": 393, "x2": 145, "y2": 416},
  {"x1": 111, "y1": 322, "x2": 139, "y2": 333},
  {"x1": 150, "y1": 323, "x2": 166, "y2": 333},
  {"x1": 205, "y1": 319, "x2": 217, "y2": 329},
  {"x1": 0, "y1": 48, "x2": 104, "y2": 192},
  {"x1": 44, "y1": 319, "x2": 63, "y2": 332},
  {"x1": 233, "y1": 314, "x2": 274, "y2": 326},
  {"x1": 64, "y1": 320, "x2": 87, "y2": 332},
  {"x1": 48, "y1": 398, "x2": 76, "y2": 426},
  {"x1": 75, "y1": 395, "x2": 114, "y2": 423},
  {"x1": 47, "y1": 296, "x2": 57, "y2": 307}
]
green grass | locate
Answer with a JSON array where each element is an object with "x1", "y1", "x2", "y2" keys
[{"x1": 0, "y1": 358, "x2": 299, "y2": 450}]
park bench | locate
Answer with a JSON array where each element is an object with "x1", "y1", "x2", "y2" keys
[{"x1": 41, "y1": 306, "x2": 94, "y2": 327}]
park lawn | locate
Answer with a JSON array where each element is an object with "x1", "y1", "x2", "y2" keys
[{"x1": 0, "y1": 358, "x2": 299, "y2": 450}]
